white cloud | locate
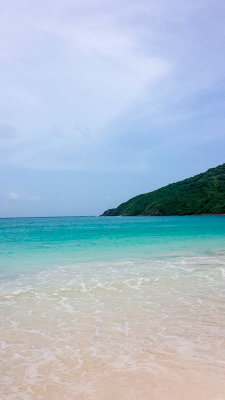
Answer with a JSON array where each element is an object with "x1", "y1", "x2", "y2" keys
[
  {"x1": 8, "y1": 192, "x2": 20, "y2": 201},
  {"x1": 8, "y1": 192, "x2": 40, "y2": 201}
]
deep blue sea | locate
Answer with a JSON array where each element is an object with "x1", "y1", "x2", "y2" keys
[{"x1": 1, "y1": 216, "x2": 225, "y2": 399}]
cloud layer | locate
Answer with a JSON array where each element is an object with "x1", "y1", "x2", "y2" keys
[
  {"x1": 1, "y1": 0, "x2": 225, "y2": 215},
  {"x1": 0, "y1": 0, "x2": 171, "y2": 169}
]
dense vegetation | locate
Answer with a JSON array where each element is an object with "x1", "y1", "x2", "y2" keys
[{"x1": 102, "y1": 164, "x2": 225, "y2": 216}]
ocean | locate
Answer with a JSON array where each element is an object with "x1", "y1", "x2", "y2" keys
[{"x1": 1, "y1": 216, "x2": 225, "y2": 399}]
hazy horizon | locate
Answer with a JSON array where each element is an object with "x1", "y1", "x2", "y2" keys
[{"x1": 1, "y1": 0, "x2": 225, "y2": 217}]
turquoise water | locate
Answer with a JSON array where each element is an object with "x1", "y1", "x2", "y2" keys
[{"x1": 0, "y1": 216, "x2": 225, "y2": 276}]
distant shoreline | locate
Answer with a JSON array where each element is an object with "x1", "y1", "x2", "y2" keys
[
  {"x1": 1, "y1": 214, "x2": 225, "y2": 220},
  {"x1": 102, "y1": 214, "x2": 225, "y2": 216}
]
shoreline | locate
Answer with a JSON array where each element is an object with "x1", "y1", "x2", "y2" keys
[
  {"x1": 1, "y1": 214, "x2": 225, "y2": 219},
  {"x1": 1, "y1": 252, "x2": 225, "y2": 399}
]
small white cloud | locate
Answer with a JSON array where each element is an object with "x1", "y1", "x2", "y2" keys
[
  {"x1": 8, "y1": 191, "x2": 20, "y2": 200},
  {"x1": 8, "y1": 192, "x2": 40, "y2": 201}
]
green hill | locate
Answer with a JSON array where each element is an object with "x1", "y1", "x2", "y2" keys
[{"x1": 102, "y1": 164, "x2": 225, "y2": 216}]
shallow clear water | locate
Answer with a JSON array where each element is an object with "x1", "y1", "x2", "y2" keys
[
  {"x1": 1, "y1": 216, "x2": 225, "y2": 274},
  {"x1": 1, "y1": 216, "x2": 225, "y2": 399}
]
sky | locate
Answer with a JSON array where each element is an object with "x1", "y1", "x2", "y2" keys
[{"x1": 0, "y1": 0, "x2": 225, "y2": 217}]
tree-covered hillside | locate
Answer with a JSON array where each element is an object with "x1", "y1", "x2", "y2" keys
[{"x1": 102, "y1": 164, "x2": 225, "y2": 216}]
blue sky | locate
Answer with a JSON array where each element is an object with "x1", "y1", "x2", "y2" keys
[{"x1": 1, "y1": 0, "x2": 225, "y2": 217}]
